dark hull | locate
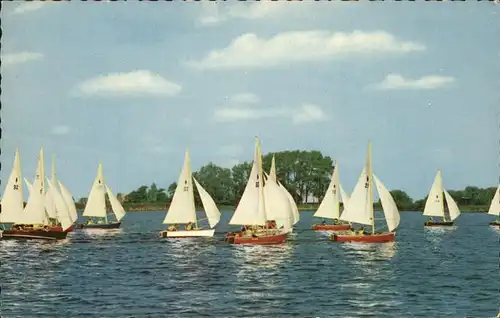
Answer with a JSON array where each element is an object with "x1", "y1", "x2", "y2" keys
[
  {"x1": 78, "y1": 222, "x2": 121, "y2": 229},
  {"x1": 489, "y1": 221, "x2": 500, "y2": 227},
  {"x1": 1, "y1": 229, "x2": 68, "y2": 240},
  {"x1": 424, "y1": 221, "x2": 455, "y2": 227},
  {"x1": 49, "y1": 225, "x2": 75, "y2": 232}
]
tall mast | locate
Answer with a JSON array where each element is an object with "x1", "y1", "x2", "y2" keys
[
  {"x1": 366, "y1": 142, "x2": 375, "y2": 234},
  {"x1": 186, "y1": 149, "x2": 198, "y2": 229},
  {"x1": 256, "y1": 137, "x2": 268, "y2": 229}
]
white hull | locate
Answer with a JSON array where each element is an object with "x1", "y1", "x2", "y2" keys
[{"x1": 164, "y1": 229, "x2": 215, "y2": 237}]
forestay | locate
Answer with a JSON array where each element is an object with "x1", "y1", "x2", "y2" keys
[
  {"x1": 423, "y1": 171, "x2": 445, "y2": 218},
  {"x1": 82, "y1": 163, "x2": 107, "y2": 218},
  {"x1": 163, "y1": 151, "x2": 197, "y2": 225},
  {"x1": 0, "y1": 150, "x2": 24, "y2": 224},
  {"x1": 193, "y1": 177, "x2": 221, "y2": 228},
  {"x1": 229, "y1": 139, "x2": 267, "y2": 226},
  {"x1": 373, "y1": 174, "x2": 400, "y2": 232},
  {"x1": 488, "y1": 185, "x2": 500, "y2": 216}
]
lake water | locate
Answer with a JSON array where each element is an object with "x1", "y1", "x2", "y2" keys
[{"x1": 1, "y1": 211, "x2": 498, "y2": 317}]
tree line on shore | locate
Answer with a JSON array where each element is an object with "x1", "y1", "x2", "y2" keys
[{"x1": 75, "y1": 150, "x2": 497, "y2": 211}]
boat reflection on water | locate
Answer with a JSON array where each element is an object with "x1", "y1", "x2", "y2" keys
[
  {"x1": 80, "y1": 228, "x2": 124, "y2": 238},
  {"x1": 341, "y1": 241, "x2": 397, "y2": 263},
  {"x1": 233, "y1": 244, "x2": 294, "y2": 272}
]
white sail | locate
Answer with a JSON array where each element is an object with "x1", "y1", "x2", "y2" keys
[
  {"x1": 163, "y1": 151, "x2": 197, "y2": 225},
  {"x1": 0, "y1": 149, "x2": 24, "y2": 223},
  {"x1": 44, "y1": 156, "x2": 58, "y2": 219},
  {"x1": 423, "y1": 170, "x2": 445, "y2": 218},
  {"x1": 229, "y1": 138, "x2": 267, "y2": 226},
  {"x1": 314, "y1": 163, "x2": 341, "y2": 220},
  {"x1": 58, "y1": 181, "x2": 78, "y2": 223},
  {"x1": 373, "y1": 174, "x2": 400, "y2": 232},
  {"x1": 268, "y1": 155, "x2": 299, "y2": 225},
  {"x1": 82, "y1": 163, "x2": 107, "y2": 218},
  {"x1": 268, "y1": 155, "x2": 277, "y2": 181},
  {"x1": 25, "y1": 178, "x2": 33, "y2": 195},
  {"x1": 47, "y1": 178, "x2": 73, "y2": 231},
  {"x1": 278, "y1": 181, "x2": 300, "y2": 225},
  {"x1": 105, "y1": 185, "x2": 126, "y2": 222},
  {"x1": 22, "y1": 147, "x2": 48, "y2": 225},
  {"x1": 488, "y1": 185, "x2": 500, "y2": 216},
  {"x1": 264, "y1": 178, "x2": 294, "y2": 230},
  {"x1": 339, "y1": 184, "x2": 350, "y2": 206},
  {"x1": 443, "y1": 189, "x2": 461, "y2": 221},
  {"x1": 340, "y1": 167, "x2": 373, "y2": 226},
  {"x1": 193, "y1": 177, "x2": 221, "y2": 228}
]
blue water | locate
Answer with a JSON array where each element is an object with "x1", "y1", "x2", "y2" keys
[{"x1": 1, "y1": 211, "x2": 498, "y2": 317}]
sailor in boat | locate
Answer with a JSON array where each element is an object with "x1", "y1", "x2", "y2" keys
[
  {"x1": 87, "y1": 218, "x2": 94, "y2": 225},
  {"x1": 167, "y1": 224, "x2": 178, "y2": 231},
  {"x1": 333, "y1": 218, "x2": 340, "y2": 225},
  {"x1": 358, "y1": 226, "x2": 365, "y2": 235},
  {"x1": 427, "y1": 217, "x2": 434, "y2": 223},
  {"x1": 185, "y1": 222, "x2": 194, "y2": 231},
  {"x1": 321, "y1": 219, "x2": 327, "y2": 225}
]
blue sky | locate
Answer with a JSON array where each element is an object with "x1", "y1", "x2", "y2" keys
[{"x1": 1, "y1": 1, "x2": 499, "y2": 201}]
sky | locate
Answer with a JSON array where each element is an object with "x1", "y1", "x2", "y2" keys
[{"x1": 1, "y1": 1, "x2": 499, "y2": 201}]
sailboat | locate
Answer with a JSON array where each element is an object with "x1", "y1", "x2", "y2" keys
[
  {"x1": 312, "y1": 161, "x2": 352, "y2": 231},
  {"x1": 44, "y1": 155, "x2": 77, "y2": 232},
  {"x1": 331, "y1": 142, "x2": 401, "y2": 243},
  {"x1": 79, "y1": 163, "x2": 126, "y2": 229},
  {"x1": 160, "y1": 150, "x2": 221, "y2": 238},
  {"x1": 487, "y1": 184, "x2": 500, "y2": 227},
  {"x1": 225, "y1": 137, "x2": 293, "y2": 245},
  {"x1": 0, "y1": 149, "x2": 25, "y2": 230},
  {"x1": 423, "y1": 170, "x2": 461, "y2": 227},
  {"x1": 2, "y1": 148, "x2": 69, "y2": 240},
  {"x1": 266, "y1": 155, "x2": 300, "y2": 227}
]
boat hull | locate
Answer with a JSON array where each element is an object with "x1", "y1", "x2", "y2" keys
[
  {"x1": 49, "y1": 224, "x2": 75, "y2": 232},
  {"x1": 1, "y1": 229, "x2": 68, "y2": 240},
  {"x1": 424, "y1": 221, "x2": 455, "y2": 227},
  {"x1": 78, "y1": 222, "x2": 121, "y2": 229},
  {"x1": 159, "y1": 229, "x2": 215, "y2": 238},
  {"x1": 225, "y1": 231, "x2": 288, "y2": 245},
  {"x1": 331, "y1": 231, "x2": 395, "y2": 243},
  {"x1": 489, "y1": 221, "x2": 500, "y2": 227},
  {"x1": 312, "y1": 224, "x2": 351, "y2": 231}
]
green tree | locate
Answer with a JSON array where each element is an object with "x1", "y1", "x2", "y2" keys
[
  {"x1": 147, "y1": 183, "x2": 158, "y2": 202},
  {"x1": 125, "y1": 185, "x2": 149, "y2": 203},
  {"x1": 389, "y1": 189, "x2": 414, "y2": 210},
  {"x1": 167, "y1": 182, "x2": 177, "y2": 200},
  {"x1": 194, "y1": 162, "x2": 233, "y2": 205}
]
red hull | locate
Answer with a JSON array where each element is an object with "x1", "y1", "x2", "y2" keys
[
  {"x1": 312, "y1": 224, "x2": 351, "y2": 231},
  {"x1": 331, "y1": 232, "x2": 395, "y2": 243},
  {"x1": 226, "y1": 231, "x2": 288, "y2": 245}
]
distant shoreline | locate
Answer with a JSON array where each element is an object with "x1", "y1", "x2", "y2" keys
[{"x1": 93, "y1": 203, "x2": 490, "y2": 213}]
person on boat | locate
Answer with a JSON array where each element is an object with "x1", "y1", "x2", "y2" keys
[
  {"x1": 167, "y1": 224, "x2": 177, "y2": 231},
  {"x1": 427, "y1": 217, "x2": 434, "y2": 223},
  {"x1": 87, "y1": 218, "x2": 94, "y2": 225},
  {"x1": 321, "y1": 219, "x2": 327, "y2": 225},
  {"x1": 185, "y1": 222, "x2": 193, "y2": 231},
  {"x1": 241, "y1": 225, "x2": 247, "y2": 232},
  {"x1": 333, "y1": 218, "x2": 340, "y2": 225},
  {"x1": 358, "y1": 227, "x2": 365, "y2": 235}
]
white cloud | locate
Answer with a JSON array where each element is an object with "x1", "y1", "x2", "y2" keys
[
  {"x1": 189, "y1": 30, "x2": 425, "y2": 70},
  {"x1": 227, "y1": 93, "x2": 260, "y2": 104},
  {"x1": 213, "y1": 101, "x2": 327, "y2": 125},
  {"x1": 213, "y1": 107, "x2": 287, "y2": 122},
  {"x1": 13, "y1": 2, "x2": 45, "y2": 15},
  {"x1": 372, "y1": 73, "x2": 456, "y2": 90},
  {"x1": 217, "y1": 144, "x2": 244, "y2": 157},
  {"x1": 198, "y1": 1, "x2": 288, "y2": 26},
  {"x1": 292, "y1": 104, "x2": 328, "y2": 125},
  {"x1": 2, "y1": 52, "x2": 44, "y2": 67},
  {"x1": 71, "y1": 70, "x2": 182, "y2": 98},
  {"x1": 50, "y1": 125, "x2": 70, "y2": 136}
]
